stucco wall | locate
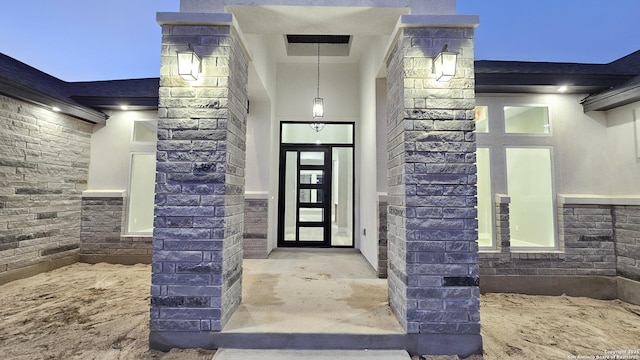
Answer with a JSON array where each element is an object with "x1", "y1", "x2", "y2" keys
[
  {"x1": 358, "y1": 36, "x2": 388, "y2": 268},
  {"x1": 276, "y1": 62, "x2": 359, "y2": 121},
  {"x1": 245, "y1": 100, "x2": 271, "y2": 193},
  {"x1": 87, "y1": 110, "x2": 158, "y2": 191},
  {"x1": 475, "y1": 95, "x2": 640, "y2": 196},
  {"x1": 602, "y1": 102, "x2": 640, "y2": 195}
]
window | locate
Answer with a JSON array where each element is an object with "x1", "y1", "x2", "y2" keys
[
  {"x1": 475, "y1": 106, "x2": 489, "y2": 133},
  {"x1": 504, "y1": 106, "x2": 550, "y2": 134},
  {"x1": 475, "y1": 102, "x2": 557, "y2": 251},
  {"x1": 127, "y1": 153, "x2": 156, "y2": 234},
  {"x1": 506, "y1": 148, "x2": 556, "y2": 249},
  {"x1": 133, "y1": 120, "x2": 157, "y2": 143},
  {"x1": 476, "y1": 147, "x2": 493, "y2": 248}
]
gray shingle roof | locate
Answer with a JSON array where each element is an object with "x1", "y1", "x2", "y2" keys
[{"x1": 1, "y1": 48, "x2": 640, "y2": 119}]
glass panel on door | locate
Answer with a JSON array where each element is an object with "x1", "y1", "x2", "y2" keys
[
  {"x1": 278, "y1": 147, "x2": 331, "y2": 247},
  {"x1": 283, "y1": 151, "x2": 298, "y2": 242},
  {"x1": 331, "y1": 147, "x2": 353, "y2": 246}
]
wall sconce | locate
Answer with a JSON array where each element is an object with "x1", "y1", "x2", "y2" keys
[
  {"x1": 311, "y1": 42, "x2": 325, "y2": 131},
  {"x1": 433, "y1": 44, "x2": 457, "y2": 82},
  {"x1": 177, "y1": 44, "x2": 201, "y2": 81}
]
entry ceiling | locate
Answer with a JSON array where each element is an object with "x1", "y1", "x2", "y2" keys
[{"x1": 228, "y1": 5, "x2": 408, "y2": 62}]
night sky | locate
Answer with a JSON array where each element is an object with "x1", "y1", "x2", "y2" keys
[{"x1": 1, "y1": 0, "x2": 639, "y2": 81}]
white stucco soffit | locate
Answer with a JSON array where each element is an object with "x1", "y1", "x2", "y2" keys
[{"x1": 180, "y1": 0, "x2": 456, "y2": 14}]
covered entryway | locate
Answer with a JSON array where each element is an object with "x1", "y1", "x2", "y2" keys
[
  {"x1": 278, "y1": 122, "x2": 354, "y2": 248},
  {"x1": 151, "y1": 0, "x2": 481, "y2": 356}
]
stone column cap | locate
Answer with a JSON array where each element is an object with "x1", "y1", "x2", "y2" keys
[
  {"x1": 82, "y1": 190, "x2": 127, "y2": 198},
  {"x1": 156, "y1": 12, "x2": 251, "y2": 61},
  {"x1": 558, "y1": 194, "x2": 640, "y2": 206},
  {"x1": 398, "y1": 14, "x2": 480, "y2": 29},
  {"x1": 157, "y1": 12, "x2": 233, "y2": 26}
]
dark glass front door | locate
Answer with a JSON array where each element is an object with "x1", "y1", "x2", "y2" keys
[{"x1": 278, "y1": 146, "x2": 331, "y2": 247}]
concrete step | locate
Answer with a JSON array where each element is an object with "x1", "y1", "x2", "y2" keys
[{"x1": 212, "y1": 349, "x2": 412, "y2": 360}]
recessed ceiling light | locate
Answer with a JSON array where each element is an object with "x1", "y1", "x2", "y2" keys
[
  {"x1": 120, "y1": 105, "x2": 129, "y2": 111},
  {"x1": 557, "y1": 86, "x2": 568, "y2": 93},
  {"x1": 52, "y1": 106, "x2": 61, "y2": 112}
]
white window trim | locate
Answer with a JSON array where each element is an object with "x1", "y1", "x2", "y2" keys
[{"x1": 125, "y1": 151, "x2": 156, "y2": 236}]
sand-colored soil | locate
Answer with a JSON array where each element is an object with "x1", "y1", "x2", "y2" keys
[{"x1": 1, "y1": 263, "x2": 639, "y2": 360}]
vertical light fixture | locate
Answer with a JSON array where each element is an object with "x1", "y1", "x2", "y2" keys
[
  {"x1": 433, "y1": 44, "x2": 457, "y2": 82},
  {"x1": 310, "y1": 42, "x2": 325, "y2": 132},
  {"x1": 177, "y1": 44, "x2": 201, "y2": 81}
]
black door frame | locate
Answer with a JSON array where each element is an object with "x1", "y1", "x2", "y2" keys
[
  {"x1": 278, "y1": 145, "x2": 331, "y2": 247},
  {"x1": 277, "y1": 122, "x2": 355, "y2": 248}
]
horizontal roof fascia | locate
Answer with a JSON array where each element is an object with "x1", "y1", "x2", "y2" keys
[{"x1": 0, "y1": 77, "x2": 107, "y2": 124}]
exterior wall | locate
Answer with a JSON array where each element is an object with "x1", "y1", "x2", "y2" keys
[
  {"x1": 243, "y1": 198, "x2": 269, "y2": 259},
  {"x1": 614, "y1": 206, "x2": 640, "y2": 281},
  {"x1": 475, "y1": 96, "x2": 640, "y2": 197},
  {"x1": 80, "y1": 195, "x2": 266, "y2": 262},
  {"x1": 479, "y1": 201, "x2": 640, "y2": 285},
  {"x1": 87, "y1": 110, "x2": 158, "y2": 191},
  {"x1": 386, "y1": 26, "x2": 481, "y2": 344},
  {"x1": 378, "y1": 198, "x2": 388, "y2": 278},
  {"x1": 480, "y1": 203, "x2": 616, "y2": 276},
  {"x1": 79, "y1": 194, "x2": 153, "y2": 263},
  {"x1": 0, "y1": 94, "x2": 91, "y2": 284},
  {"x1": 150, "y1": 22, "x2": 249, "y2": 346}
]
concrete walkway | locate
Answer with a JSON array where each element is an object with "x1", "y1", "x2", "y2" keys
[
  {"x1": 223, "y1": 249, "x2": 404, "y2": 334},
  {"x1": 212, "y1": 349, "x2": 412, "y2": 360}
]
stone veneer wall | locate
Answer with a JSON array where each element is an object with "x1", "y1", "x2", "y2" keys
[
  {"x1": 386, "y1": 26, "x2": 481, "y2": 342},
  {"x1": 479, "y1": 204, "x2": 619, "y2": 277},
  {"x1": 243, "y1": 198, "x2": 268, "y2": 259},
  {"x1": 79, "y1": 195, "x2": 152, "y2": 263},
  {"x1": 0, "y1": 94, "x2": 91, "y2": 284},
  {"x1": 80, "y1": 196, "x2": 267, "y2": 262},
  {"x1": 150, "y1": 22, "x2": 248, "y2": 344},
  {"x1": 378, "y1": 199, "x2": 388, "y2": 278},
  {"x1": 614, "y1": 206, "x2": 640, "y2": 281}
]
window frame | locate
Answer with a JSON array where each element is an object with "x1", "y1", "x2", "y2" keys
[
  {"x1": 475, "y1": 98, "x2": 559, "y2": 252},
  {"x1": 476, "y1": 145, "x2": 496, "y2": 250},
  {"x1": 125, "y1": 151, "x2": 157, "y2": 236}
]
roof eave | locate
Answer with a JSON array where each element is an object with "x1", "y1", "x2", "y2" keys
[
  {"x1": 581, "y1": 84, "x2": 640, "y2": 112},
  {"x1": 0, "y1": 77, "x2": 107, "y2": 124},
  {"x1": 71, "y1": 96, "x2": 159, "y2": 110}
]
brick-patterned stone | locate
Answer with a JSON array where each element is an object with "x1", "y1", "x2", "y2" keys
[
  {"x1": 0, "y1": 94, "x2": 90, "y2": 277},
  {"x1": 386, "y1": 27, "x2": 479, "y2": 335},
  {"x1": 243, "y1": 199, "x2": 268, "y2": 259},
  {"x1": 480, "y1": 204, "x2": 617, "y2": 277},
  {"x1": 614, "y1": 205, "x2": 640, "y2": 281},
  {"x1": 79, "y1": 196, "x2": 153, "y2": 258},
  {"x1": 378, "y1": 199, "x2": 388, "y2": 278},
  {"x1": 151, "y1": 24, "x2": 248, "y2": 336}
]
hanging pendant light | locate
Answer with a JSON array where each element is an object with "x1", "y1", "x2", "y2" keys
[{"x1": 310, "y1": 42, "x2": 325, "y2": 132}]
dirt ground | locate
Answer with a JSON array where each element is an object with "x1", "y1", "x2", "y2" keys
[{"x1": 1, "y1": 263, "x2": 639, "y2": 360}]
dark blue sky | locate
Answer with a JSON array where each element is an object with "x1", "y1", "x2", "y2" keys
[
  {"x1": 1, "y1": 0, "x2": 639, "y2": 81},
  {"x1": 458, "y1": 0, "x2": 640, "y2": 64}
]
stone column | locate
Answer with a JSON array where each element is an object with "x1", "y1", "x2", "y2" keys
[
  {"x1": 150, "y1": 19, "x2": 248, "y2": 349},
  {"x1": 386, "y1": 24, "x2": 482, "y2": 355}
]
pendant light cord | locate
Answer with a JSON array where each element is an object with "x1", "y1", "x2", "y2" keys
[{"x1": 316, "y1": 42, "x2": 320, "y2": 98}]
